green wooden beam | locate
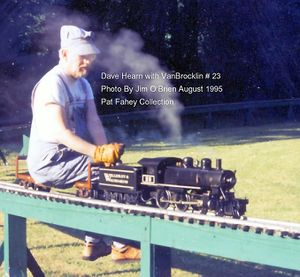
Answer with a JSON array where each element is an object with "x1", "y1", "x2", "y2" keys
[
  {"x1": 151, "y1": 219, "x2": 300, "y2": 271},
  {"x1": 0, "y1": 192, "x2": 150, "y2": 241},
  {"x1": 0, "y1": 190, "x2": 299, "y2": 275}
]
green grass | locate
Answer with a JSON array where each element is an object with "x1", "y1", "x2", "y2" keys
[
  {"x1": 124, "y1": 122, "x2": 300, "y2": 222},
  {"x1": 0, "y1": 122, "x2": 300, "y2": 276}
]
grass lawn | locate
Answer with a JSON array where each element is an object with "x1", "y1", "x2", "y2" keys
[{"x1": 0, "y1": 122, "x2": 300, "y2": 276}]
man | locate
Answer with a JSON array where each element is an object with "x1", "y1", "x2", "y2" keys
[{"x1": 27, "y1": 25, "x2": 140, "y2": 262}]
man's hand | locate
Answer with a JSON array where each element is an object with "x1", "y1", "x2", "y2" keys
[{"x1": 93, "y1": 143, "x2": 124, "y2": 164}]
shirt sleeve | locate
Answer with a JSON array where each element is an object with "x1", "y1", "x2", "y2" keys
[
  {"x1": 81, "y1": 78, "x2": 94, "y2": 100},
  {"x1": 33, "y1": 75, "x2": 67, "y2": 108}
]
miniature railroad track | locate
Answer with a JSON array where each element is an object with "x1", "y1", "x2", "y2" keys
[{"x1": 0, "y1": 181, "x2": 300, "y2": 239}]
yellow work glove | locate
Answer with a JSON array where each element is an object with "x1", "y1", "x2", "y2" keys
[{"x1": 93, "y1": 143, "x2": 124, "y2": 164}]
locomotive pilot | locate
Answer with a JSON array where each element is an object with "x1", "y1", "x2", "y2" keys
[{"x1": 27, "y1": 25, "x2": 140, "y2": 262}]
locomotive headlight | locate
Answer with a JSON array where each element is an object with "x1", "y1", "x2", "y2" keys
[{"x1": 222, "y1": 172, "x2": 236, "y2": 190}]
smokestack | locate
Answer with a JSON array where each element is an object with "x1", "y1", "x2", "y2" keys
[{"x1": 216, "y1": 159, "x2": 222, "y2": 170}]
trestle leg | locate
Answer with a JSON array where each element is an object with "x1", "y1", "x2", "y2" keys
[
  {"x1": 4, "y1": 214, "x2": 27, "y2": 276},
  {"x1": 141, "y1": 242, "x2": 171, "y2": 277}
]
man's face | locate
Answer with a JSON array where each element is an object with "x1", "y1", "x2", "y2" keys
[{"x1": 65, "y1": 51, "x2": 96, "y2": 78}]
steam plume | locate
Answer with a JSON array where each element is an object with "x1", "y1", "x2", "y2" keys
[{"x1": 95, "y1": 29, "x2": 183, "y2": 142}]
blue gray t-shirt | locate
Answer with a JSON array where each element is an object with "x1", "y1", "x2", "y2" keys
[{"x1": 27, "y1": 64, "x2": 94, "y2": 187}]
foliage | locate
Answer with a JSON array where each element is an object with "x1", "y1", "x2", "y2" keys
[
  {"x1": 0, "y1": 0, "x2": 67, "y2": 122},
  {"x1": 70, "y1": 0, "x2": 300, "y2": 104},
  {"x1": 0, "y1": 0, "x2": 299, "y2": 123}
]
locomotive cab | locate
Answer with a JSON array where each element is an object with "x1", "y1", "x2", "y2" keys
[{"x1": 139, "y1": 157, "x2": 182, "y2": 184}]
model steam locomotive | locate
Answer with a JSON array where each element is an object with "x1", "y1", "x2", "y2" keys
[
  {"x1": 85, "y1": 156, "x2": 248, "y2": 218},
  {"x1": 16, "y1": 155, "x2": 248, "y2": 218}
]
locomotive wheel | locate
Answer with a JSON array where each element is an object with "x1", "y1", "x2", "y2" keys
[
  {"x1": 232, "y1": 208, "x2": 240, "y2": 219},
  {"x1": 117, "y1": 193, "x2": 124, "y2": 203},
  {"x1": 124, "y1": 194, "x2": 138, "y2": 204},
  {"x1": 22, "y1": 181, "x2": 33, "y2": 190},
  {"x1": 176, "y1": 193, "x2": 190, "y2": 212},
  {"x1": 18, "y1": 180, "x2": 27, "y2": 188},
  {"x1": 149, "y1": 199, "x2": 157, "y2": 207},
  {"x1": 112, "y1": 192, "x2": 124, "y2": 203},
  {"x1": 33, "y1": 183, "x2": 51, "y2": 192},
  {"x1": 140, "y1": 191, "x2": 156, "y2": 207},
  {"x1": 156, "y1": 189, "x2": 171, "y2": 209},
  {"x1": 76, "y1": 189, "x2": 90, "y2": 198},
  {"x1": 24, "y1": 181, "x2": 31, "y2": 189},
  {"x1": 82, "y1": 189, "x2": 90, "y2": 198},
  {"x1": 216, "y1": 208, "x2": 224, "y2": 217},
  {"x1": 103, "y1": 190, "x2": 112, "y2": 201},
  {"x1": 200, "y1": 207, "x2": 208, "y2": 214},
  {"x1": 90, "y1": 189, "x2": 99, "y2": 199}
]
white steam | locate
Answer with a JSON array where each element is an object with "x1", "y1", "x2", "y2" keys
[{"x1": 96, "y1": 29, "x2": 183, "y2": 142}]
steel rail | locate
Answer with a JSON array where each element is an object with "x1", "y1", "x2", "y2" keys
[{"x1": 0, "y1": 181, "x2": 299, "y2": 239}]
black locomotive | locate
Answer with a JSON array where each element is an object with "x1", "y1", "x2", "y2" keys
[
  {"x1": 16, "y1": 153, "x2": 248, "y2": 218},
  {"x1": 90, "y1": 156, "x2": 248, "y2": 218}
]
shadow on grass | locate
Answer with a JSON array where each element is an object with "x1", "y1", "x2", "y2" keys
[
  {"x1": 44, "y1": 223, "x2": 140, "y2": 249},
  {"x1": 30, "y1": 242, "x2": 81, "y2": 251},
  {"x1": 172, "y1": 250, "x2": 300, "y2": 277},
  {"x1": 43, "y1": 269, "x2": 140, "y2": 277},
  {"x1": 83, "y1": 268, "x2": 140, "y2": 276},
  {"x1": 41, "y1": 223, "x2": 86, "y2": 240}
]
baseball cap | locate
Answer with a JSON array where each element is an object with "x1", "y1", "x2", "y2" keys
[{"x1": 60, "y1": 25, "x2": 100, "y2": 55}]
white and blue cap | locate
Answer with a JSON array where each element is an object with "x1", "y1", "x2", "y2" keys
[{"x1": 60, "y1": 25, "x2": 100, "y2": 55}]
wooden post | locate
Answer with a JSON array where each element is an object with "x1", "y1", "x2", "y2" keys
[
  {"x1": 140, "y1": 240, "x2": 152, "y2": 277},
  {"x1": 140, "y1": 216, "x2": 171, "y2": 277},
  {"x1": 4, "y1": 214, "x2": 27, "y2": 277}
]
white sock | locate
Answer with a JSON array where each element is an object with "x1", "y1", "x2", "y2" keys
[
  {"x1": 113, "y1": 241, "x2": 126, "y2": 249},
  {"x1": 85, "y1": 235, "x2": 100, "y2": 244}
]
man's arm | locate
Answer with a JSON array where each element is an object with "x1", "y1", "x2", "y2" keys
[
  {"x1": 37, "y1": 102, "x2": 122, "y2": 164},
  {"x1": 86, "y1": 99, "x2": 108, "y2": 145},
  {"x1": 35, "y1": 101, "x2": 97, "y2": 157}
]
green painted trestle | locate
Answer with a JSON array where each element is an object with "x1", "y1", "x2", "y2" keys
[{"x1": 0, "y1": 187, "x2": 299, "y2": 276}]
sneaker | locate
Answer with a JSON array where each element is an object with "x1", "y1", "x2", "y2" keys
[
  {"x1": 111, "y1": 245, "x2": 141, "y2": 262},
  {"x1": 82, "y1": 241, "x2": 111, "y2": 261}
]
